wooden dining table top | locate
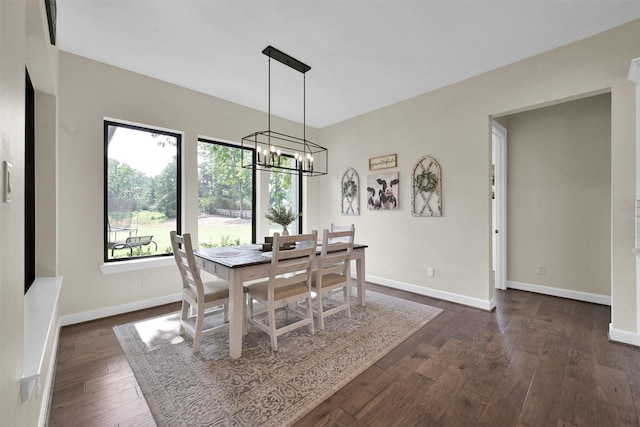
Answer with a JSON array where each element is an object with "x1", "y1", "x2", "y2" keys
[{"x1": 194, "y1": 243, "x2": 368, "y2": 269}]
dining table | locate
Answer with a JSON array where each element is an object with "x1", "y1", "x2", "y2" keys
[{"x1": 193, "y1": 242, "x2": 367, "y2": 359}]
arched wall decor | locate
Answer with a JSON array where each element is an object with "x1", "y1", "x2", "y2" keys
[
  {"x1": 412, "y1": 156, "x2": 442, "y2": 217},
  {"x1": 341, "y1": 168, "x2": 360, "y2": 215}
]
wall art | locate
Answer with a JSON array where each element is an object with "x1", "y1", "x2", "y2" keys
[
  {"x1": 367, "y1": 171, "x2": 399, "y2": 210},
  {"x1": 369, "y1": 153, "x2": 397, "y2": 171},
  {"x1": 411, "y1": 155, "x2": 442, "y2": 216},
  {"x1": 341, "y1": 168, "x2": 360, "y2": 216}
]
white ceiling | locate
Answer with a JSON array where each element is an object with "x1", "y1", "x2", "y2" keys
[{"x1": 57, "y1": 1, "x2": 640, "y2": 128}]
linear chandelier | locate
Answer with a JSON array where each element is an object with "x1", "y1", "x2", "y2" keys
[{"x1": 241, "y1": 46, "x2": 328, "y2": 176}]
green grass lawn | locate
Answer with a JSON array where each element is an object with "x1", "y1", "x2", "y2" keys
[{"x1": 108, "y1": 212, "x2": 257, "y2": 260}]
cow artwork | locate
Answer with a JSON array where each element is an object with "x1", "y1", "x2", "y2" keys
[{"x1": 367, "y1": 171, "x2": 399, "y2": 210}]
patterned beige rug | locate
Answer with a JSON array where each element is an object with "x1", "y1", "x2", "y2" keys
[{"x1": 113, "y1": 290, "x2": 442, "y2": 426}]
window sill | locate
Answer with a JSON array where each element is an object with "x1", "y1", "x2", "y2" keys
[
  {"x1": 100, "y1": 256, "x2": 175, "y2": 274},
  {"x1": 22, "y1": 276, "x2": 63, "y2": 401}
]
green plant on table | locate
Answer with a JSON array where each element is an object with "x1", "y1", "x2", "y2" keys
[{"x1": 265, "y1": 205, "x2": 299, "y2": 235}]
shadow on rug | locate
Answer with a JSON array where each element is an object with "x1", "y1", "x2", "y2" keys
[{"x1": 113, "y1": 290, "x2": 442, "y2": 427}]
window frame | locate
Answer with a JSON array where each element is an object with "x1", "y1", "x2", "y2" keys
[
  {"x1": 103, "y1": 119, "x2": 182, "y2": 263},
  {"x1": 196, "y1": 137, "x2": 256, "y2": 245},
  {"x1": 296, "y1": 168, "x2": 303, "y2": 234},
  {"x1": 25, "y1": 68, "x2": 36, "y2": 293}
]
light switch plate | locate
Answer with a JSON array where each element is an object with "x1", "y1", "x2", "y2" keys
[{"x1": 3, "y1": 160, "x2": 12, "y2": 203}]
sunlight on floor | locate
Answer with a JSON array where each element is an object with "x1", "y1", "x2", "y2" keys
[{"x1": 134, "y1": 314, "x2": 183, "y2": 350}]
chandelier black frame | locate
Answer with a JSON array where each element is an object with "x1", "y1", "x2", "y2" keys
[{"x1": 241, "y1": 46, "x2": 328, "y2": 176}]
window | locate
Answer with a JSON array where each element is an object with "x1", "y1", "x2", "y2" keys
[
  {"x1": 25, "y1": 69, "x2": 35, "y2": 292},
  {"x1": 197, "y1": 138, "x2": 255, "y2": 247},
  {"x1": 104, "y1": 120, "x2": 181, "y2": 261},
  {"x1": 269, "y1": 155, "x2": 302, "y2": 234}
]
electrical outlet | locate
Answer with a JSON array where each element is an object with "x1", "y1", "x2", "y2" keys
[
  {"x1": 537, "y1": 266, "x2": 545, "y2": 275},
  {"x1": 427, "y1": 267, "x2": 435, "y2": 277}
]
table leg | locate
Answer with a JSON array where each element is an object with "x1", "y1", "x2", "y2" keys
[
  {"x1": 356, "y1": 253, "x2": 366, "y2": 307},
  {"x1": 228, "y1": 272, "x2": 244, "y2": 359},
  {"x1": 347, "y1": 260, "x2": 355, "y2": 299}
]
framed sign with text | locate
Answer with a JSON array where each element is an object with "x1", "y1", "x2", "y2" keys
[{"x1": 369, "y1": 153, "x2": 397, "y2": 171}]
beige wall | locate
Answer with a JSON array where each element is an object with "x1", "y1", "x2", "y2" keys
[
  {"x1": 57, "y1": 52, "x2": 321, "y2": 317},
  {"x1": 315, "y1": 20, "x2": 639, "y2": 323},
  {"x1": 504, "y1": 94, "x2": 612, "y2": 296},
  {"x1": 1, "y1": 0, "x2": 59, "y2": 425},
  {"x1": 0, "y1": 0, "x2": 28, "y2": 423}
]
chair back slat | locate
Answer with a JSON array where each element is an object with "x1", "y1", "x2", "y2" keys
[
  {"x1": 170, "y1": 231, "x2": 205, "y2": 299},
  {"x1": 330, "y1": 223, "x2": 354, "y2": 232},
  {"x1": 274, "y1": 258, "x2": 312, "y2": 275}
]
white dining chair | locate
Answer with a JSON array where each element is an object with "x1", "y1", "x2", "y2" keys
[
  {"x1": 170, "y1": 231, "x2": 237, "y2": 354},
  {"x1": 330, "y1": 223, "x2": 357, "y2": 293},
  {"x1": 312, "y1": 227, "x2": 355, "y2": 330},
  {"x1": 246, "y1": 231, "x2": 317, "y2": 351}
]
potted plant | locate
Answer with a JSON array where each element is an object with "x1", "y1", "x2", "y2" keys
[{"x1": 265, "y1": 205, "x2": 299, "y2": 235}]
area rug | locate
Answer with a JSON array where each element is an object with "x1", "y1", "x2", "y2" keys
[{"x1": 113, "y1": 290, "x2": 442, "y2": 427}]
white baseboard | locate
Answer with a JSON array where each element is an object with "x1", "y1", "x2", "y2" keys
[
  {"x1": 609, "y1": 324, "x2": 640, "y2": 347},
  {"x1": 506, "y1": 281, "x2": 611, "y2": 306},
  {"x1": 59, "y1": 293, "x2": 182, "y2": 326},
  {"x1": 366, "y1": 274, "x2": 494, "y2": 311}
]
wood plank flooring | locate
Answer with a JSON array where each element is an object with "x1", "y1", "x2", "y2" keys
[{"x1": 47, "y1": 285, "x2": 640, "y2": 426}]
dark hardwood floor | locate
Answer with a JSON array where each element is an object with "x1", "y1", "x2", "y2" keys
[{"x1": 47, "y1": 284, "x2": 640, "y2": 426}]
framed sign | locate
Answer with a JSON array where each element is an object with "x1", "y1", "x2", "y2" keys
[{"x1": 369, "y1": 153, "x2": 397, "y2": 171}]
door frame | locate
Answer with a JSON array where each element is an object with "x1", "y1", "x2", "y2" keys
[{"x1": 492, "y1": 120, "x2": 508, "y2": 291}]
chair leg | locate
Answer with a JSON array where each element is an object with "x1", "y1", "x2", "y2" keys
[
  {"x1": 242, "y1": 294, "x2": 248, "y2": 336},
  {"x1": 317, "y1": 290, "x2": 325, "y2": 331},
  {"x1": 268, "y1": 306, "x2": 278, "y2": 352},
  {"x1": 180, "y1": 300, "x2": 189, "y2": 334},
  {"x1": 192, "y1": 302, "x2": 204, "y2": 353},
  {"x1": 343, "y1": 285, "x2": 352, "y2": 319},
  {"x1": 307, "y1": 295, "x2": 315, "y2": 335}
]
